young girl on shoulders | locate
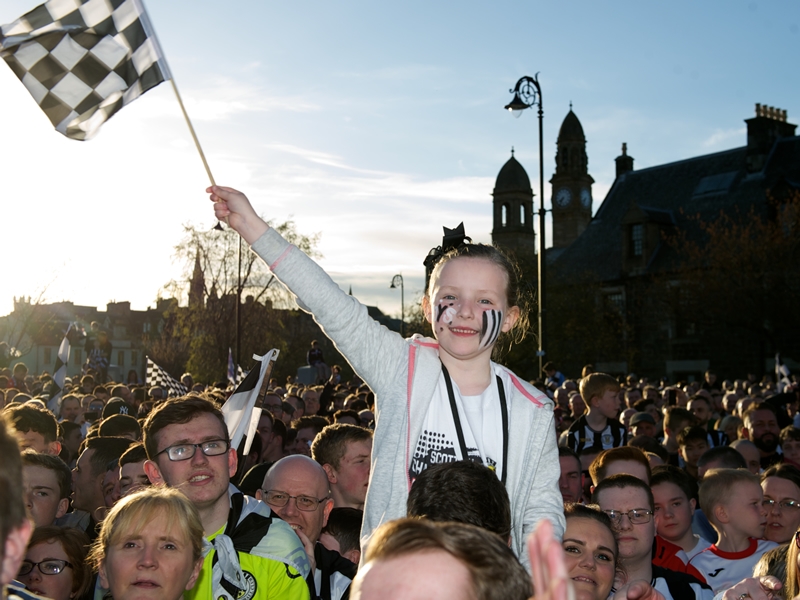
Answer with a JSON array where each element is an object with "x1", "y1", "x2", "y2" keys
[{"x1": 207, "y1": 185, "x2": 564, "y2": 563}]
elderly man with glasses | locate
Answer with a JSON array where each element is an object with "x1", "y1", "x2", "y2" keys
[
  {"x1": 260, "y1": 455, "x2": 357, "y2": 600},
  {"x1": 593, "y1": 474, "x2": 713, "y2": 600},
  {"x1": 142, "y1": 397, "x2": 310, "y2": 600}
]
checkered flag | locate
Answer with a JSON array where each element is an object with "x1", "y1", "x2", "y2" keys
[
  {"x1": 145, "y1": 356, "x2": 187, "y2": 397},
  {"x1": 226, "y1": 347, "x2": 246, "y2": 387},
  {"x1": 0, "y1": 0, "x2": 171, "y2": 140}
]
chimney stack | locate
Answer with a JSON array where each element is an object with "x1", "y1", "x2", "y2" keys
[
  {"x1": 746, "y1": 104, "x2": 796, "y2": 172},
  {"x1": 615, "y1": 142, "x2": 634, "y2": 178}
]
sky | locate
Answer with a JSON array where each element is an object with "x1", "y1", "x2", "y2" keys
[{"x1": 1, "y1": 0, "x2": 797, "y2": 322}]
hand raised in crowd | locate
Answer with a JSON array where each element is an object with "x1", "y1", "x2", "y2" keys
[
  {"x1": 719, "y1": 576, "x2": 783, "y2": 600},
  {"x1": 206, "y1": 185, "x2": 269, "y2": 244},
  {"x1": 526, "y1": 518, "x2": 573, "y2": 600},
  {"x1": 612, "y1": 581, "x2": 666, "y2": 600}
]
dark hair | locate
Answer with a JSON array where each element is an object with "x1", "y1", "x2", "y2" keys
[
  {"x1": 688, "y1": 395, "x2": 711, "y2": 409},
  {"x1": 99, "y1": 414, "x2": 141, "y2": 439},
  {"x1": 406, "y1": 461, "x2": 511, "y2": 540},
  {"x1": 322, "y1": 507, "x2": 363, "y2": 557},
  {"x1": 58, "y1": 420, "x2": 81, "y2": 439},
  {"x1": 780, "y1": 425, "x2": 800, "y2": 444},
  {"x1": 291, "y1": 415, "x2": 329, "y2": 436},
  {"x1": 677, "y1": 425, "x2": 708, "y2": 447},
  {"x1": 142, "y1": 397, "x2": 228, "y2": 460},
  {"x1": 743, "y1": 402, "x2": 780, "y2": 427},
  {"x1": 761, "y1": 463, "x2": 800, "y2": 491},
  {"x1": 558, "y1": 445, "x2": 580, "y2": 463},
  {"x1": 663, "y1": 407, "x2": 695, "y2": 433},
  {"x1": 27, "y1": 526, "x2": 92, "y2": 596},
  {"x1": 332, "y1": 409, "x2": 361, "y2": 424},
  {"x1": 650, "y1": 464, "x2": 699, "y2": 502},
  {"x1": 592, "y1": 473, "x2": 655, "y2": 511},
  {"x1": 365, "y1": 518, "x2": 532, "y2": 600},
  {"x1": 4, "y1": 404, "x2": 58, "y2": 443},
  {"x1": 119, "y1": 443, "x2": 148, "y2": 467},
  {"x1": 426, "y1": 242, "x2": 531, "y2": 350},
  {"x1": 311, "y1": 423, "x2": 373, "y2": 471},
  {"x1": 85, "y1": 437, "x2": 135, "y2": 479},
  {"x1": 21, "y1": 451, "x2": 72, "y2": 500},
  {"x1": 627, "y1": 435, "x2": 669, "y2": 463},
  {"x1": 696, "y1": 446, "x2": 747, "y2": 470},
  {"x1": 0, "y1": 420, "x2": 25, "y2": 551}
]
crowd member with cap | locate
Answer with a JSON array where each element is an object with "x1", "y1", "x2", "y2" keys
[{"x1": 629, "y1": 412, "x2": 659, "y2": 439}]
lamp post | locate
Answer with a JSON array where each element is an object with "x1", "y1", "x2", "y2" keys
[
  {"x1": 390, "y1": 274, "x2": 405, "y2": 337},
  {"x1": 504, "y1": 74, "x2": 546, "y2": 375}
]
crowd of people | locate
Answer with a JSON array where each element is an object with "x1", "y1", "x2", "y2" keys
[{"x1": 0, "y1": 184, "x2": 797, "y2": 600}]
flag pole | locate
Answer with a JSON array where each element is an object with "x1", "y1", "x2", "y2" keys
[
  {"x1": 170, "y1": 79, "x2": 215, "y2": 185},
  {"x1": 134, "y1": 0, "x2": 215, "y2": 186}
]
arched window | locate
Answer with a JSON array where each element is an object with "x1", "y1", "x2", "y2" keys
[
  {"x1": 501, "y1": 204, "x2": 508, "y2": 227},
  {"x1": 520, "y1": 204, "x2": 525, "y2": 225}
]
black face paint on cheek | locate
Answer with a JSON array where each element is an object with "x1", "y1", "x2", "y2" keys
[
  {"x1": 436, "y1": 302, "x2": 455, "y2": 323},
  {"x1": 479, "y1": 310, "x2": 503, "y2": 349}
]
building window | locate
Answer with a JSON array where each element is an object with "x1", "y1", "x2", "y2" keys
[
  {"x1": 630, "y1": 224, "x2": 644, "y2": 257},
  {"x1": 73, "y1": 348, "x2": 82, "y2": 366},
  {"x1": 604, "y1": 292, "x2": 625, "y2": 315},
  {"x1": 44, "y1": 347, "x2": 52, "y2": 365},
  {"x1": 501, "y1": 204, "x2": 508, "y2": 227},
  {"x1": 118, "y1": 351, "x2": 125, "y2": 366}
]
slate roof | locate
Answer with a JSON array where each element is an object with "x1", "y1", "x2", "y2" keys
[{"x1": 550, "y1": 134, "x2": 800, "y2": 284}]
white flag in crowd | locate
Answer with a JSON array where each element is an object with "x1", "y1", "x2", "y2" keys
[
  {"x1": 776, "y1": 353, "x2": 792, "y2": 392},
  {"x1": 47, "y1": 324, "x2": 72, "y2": 414},
  {"x1": 222, "y1": 349, "x2": 279, "y2": 456},
  {"x1": 0, "y1": 0, "x2": 171, "y2": 140},
  {"x1": 145, "y1": 357, "x2": 187, "y2": 397}
]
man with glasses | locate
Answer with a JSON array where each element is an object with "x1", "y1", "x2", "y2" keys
[
  {"x1": 142, "y1": 397, "x2": 310, "y2": 600},
  {"x1": 259, "y1": 455, "x2": 356, "y2": 600},
  {"x1": 593, "y1": 474, "x2": 713, "y2": 600}
]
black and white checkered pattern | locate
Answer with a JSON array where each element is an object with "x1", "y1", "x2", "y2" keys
[
  {"x1": 0, "y1": 0, "x2": 170, "y2": 140},
  {"x1": 145, "y1": 356, "x2": 187, "y2": 397}
]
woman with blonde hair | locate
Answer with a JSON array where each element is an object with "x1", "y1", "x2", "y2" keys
[{"x1": 88, "y1": 486, "x2": 205, "y2": 600}]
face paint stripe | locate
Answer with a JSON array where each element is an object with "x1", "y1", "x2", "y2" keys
[
  {"x1": 480, "y1": 311, "x2": 488, "y2": 339},
  {"x1": 436, "y1": 304, "x2": 446, "y2": 322}
]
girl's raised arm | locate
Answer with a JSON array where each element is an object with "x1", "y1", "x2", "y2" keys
[{"x1": 207, "y1": 185, "x2": 270, "y2": 245}]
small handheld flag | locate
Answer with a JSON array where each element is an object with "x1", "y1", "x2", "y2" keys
[
  {"x1": 145, "y1": 357, "x2": 187, "y2": 397},
  {"x1": 221, "y1": 349, "x2": 279, "y2": 457},
  {"x1": 47, "y1": 324, "x2": 72, "y2": 414}
]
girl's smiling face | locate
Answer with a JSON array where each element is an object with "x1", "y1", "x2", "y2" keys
[{"x1": 425, "y1": 257, "x2": 519, "y2": 363}]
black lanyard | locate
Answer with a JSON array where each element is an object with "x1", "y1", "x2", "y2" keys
[{"x1": 441, "y1": 364, "x2": 509, "y2": 486}]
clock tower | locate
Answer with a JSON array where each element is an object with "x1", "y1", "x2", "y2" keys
[{"x1": 550, "y1": 106, "x2": 594, "y2": 248}]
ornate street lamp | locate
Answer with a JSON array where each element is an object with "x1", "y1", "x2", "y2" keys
[
  {"x1": 390, "y1": 274, "x2": 405, "y2": 337},
  {"x1": 505, "y1": 74, "x2": 546, "y2": 374}
]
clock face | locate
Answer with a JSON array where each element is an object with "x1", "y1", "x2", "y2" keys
[
  {"x1": 581, "y1": 188, "x2": 592, "y2": 208},
  {"x1": 555, "y1": 188, "x2": 572, "y2": 207}
]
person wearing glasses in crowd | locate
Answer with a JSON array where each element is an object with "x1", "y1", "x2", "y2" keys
[
  {"x1": 760, "y1": 463, "x2": 800, "y2": 544},
  {"x1": 259, "y1": 455, "x2": 356, "y2": 600},
  {"x1": 16, "y1": 527, "x2": 91, "y2": 600},
  {"x1": 593, "y1": 474, "x2": 713, "y2": 600},
  {"x1": 142, "y1": 397, "x2": 310, "y2": 600}
]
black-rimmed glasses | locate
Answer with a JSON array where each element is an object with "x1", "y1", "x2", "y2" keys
[
  {"x1": 262, "y1": 489, "x2": 328, "y2": 511},
  {"x1": 603, "y1": 508, "x2": 653, "y2": 526},
  {"x1": 19, "y1": 559, "x2": 73, "y2": 576},
  {"x1": 155, "y1": 439, "x2": 229, "y2": 462}
]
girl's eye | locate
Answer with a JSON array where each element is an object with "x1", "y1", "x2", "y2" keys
[
  {"x1": 653, "y1": 506, "x2": 661, "y2": 513},
  {"x1": 563, "y1": 544, "x2": 580, "y2": 555},
  {"x1": 597, "y1": 552, "x2": 613, "y2": 562}
]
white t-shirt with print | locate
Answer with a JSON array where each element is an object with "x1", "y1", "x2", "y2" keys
[{"x1": 409, "y1": 374, "x2": 505, "y2": 483}]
